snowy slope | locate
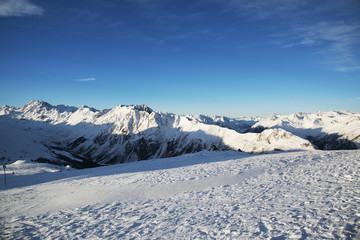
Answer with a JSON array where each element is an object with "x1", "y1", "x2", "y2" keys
[
  {"x1": 0, "y1": 100, "x2": 316, "y2": 167},
  {"x1": 188, "y1": 114, "x2": 260, "y2": 133},
  {"x1": 1, "y1": 150, "x2": 359, "y2": 239}
]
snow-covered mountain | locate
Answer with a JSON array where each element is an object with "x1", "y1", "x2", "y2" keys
[
  {"x1": 1, "y1": 100, "x2": 359, "y2": 168},
  {"x1": 250, "y1": 111, "x2": 360, "y2": 149}
]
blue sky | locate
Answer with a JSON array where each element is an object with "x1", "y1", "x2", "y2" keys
[{"x1": 0, "y1": 0, "x2": 359, "y2": 117}]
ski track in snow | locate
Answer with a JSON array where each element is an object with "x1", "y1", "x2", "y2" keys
[{"x1": 0, "y1": 150, "x2": 359, "y2": 239}]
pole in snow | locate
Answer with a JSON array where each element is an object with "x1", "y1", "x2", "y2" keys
[{"x1": 3, "y1": 164, "x2": 6, "y2": 187}]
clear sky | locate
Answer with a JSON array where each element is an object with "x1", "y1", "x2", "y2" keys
[{"x1": 0, "y1": 0, "x2": 359, "y2": 117}]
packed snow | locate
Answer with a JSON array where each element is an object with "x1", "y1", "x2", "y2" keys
[{"x1": 1, "y1": 150, "x2": 359, "y2": 239}]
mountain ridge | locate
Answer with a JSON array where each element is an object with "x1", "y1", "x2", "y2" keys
[{"x1": 1, "y1": 100, "x2": 359, "y2": 168}]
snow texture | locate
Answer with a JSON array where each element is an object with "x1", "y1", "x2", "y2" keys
[{"x1": 0, "y1": 150, "x2": 359, "y2": 239}]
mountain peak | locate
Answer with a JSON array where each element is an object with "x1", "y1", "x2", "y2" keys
[
  {"x1": 134, "y1": 104, "x2": 153, "y2": 114},
  {"x1": 80, "y1": 105, "x2": 98, "y2": 112},
  {"x1": 28, "y1": 100, "x2": 50, "y2": 106},
  {"x1": 22, "y1": 100, "x2": 53, "y2": 111},
  {"x1": 23, "y1": 100, "x2": 78, "y2": 113}
]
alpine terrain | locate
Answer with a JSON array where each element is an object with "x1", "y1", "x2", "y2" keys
[
  {"x1": 0, "y1": 100, "x2": 359, "y2": 239},
  {"x1": 1, "y1": 100, "x2": 359, "y2": 168}
]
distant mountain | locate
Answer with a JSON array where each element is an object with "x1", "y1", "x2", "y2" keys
[
  {"x1": 1, "y1": 100, "x2": 358, "y2": 168},
  {"x1": 251, "y1": 111, "x2": 360, "y2": 150}
]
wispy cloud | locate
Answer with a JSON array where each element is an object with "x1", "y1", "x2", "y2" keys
[
  {"x1": 337, "y1": 66, "x2": 360, "y2": 73},
  {"x1": 0, "y1": 0, "x2": 44, "y2": 17},
  {"x1": 218, "y1": 0, "x2": 306, "y2": 20},
  {"x1": 214, "y1": 0, "x2": 360, "y2": 72},
  {"x1": 75, "y1": 78, "x2": 96, "y2": 82},
  {"x1": 284, "y1": 21, "x2": 360, "y2": 69}
]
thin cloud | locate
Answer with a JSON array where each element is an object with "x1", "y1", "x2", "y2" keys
[
  {"x1": 0, "y1": 0, "x2": 44, "y2": 17},
  {"x1": 218, "y1": 0, "x2": 306, "y2": 20},
  {"x1": 285, "y1": 21, "x2": 360, "y2": 63},
  {"x1": 214, "y1": 0, "x2": 360, "y2": 72},
  {"x1": 338, "y1": 66, "x2": 360, "y2": 72},
  {"x1": 75, "y1": 78, "x2": 96, "y2": 82}
]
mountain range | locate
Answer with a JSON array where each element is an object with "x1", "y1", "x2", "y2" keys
[{"x1": 1, "y1": 100, "x2": 359, "y2": 168}]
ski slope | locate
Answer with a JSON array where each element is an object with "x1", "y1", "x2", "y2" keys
[{"x1": 1, "y1": 150, "x2": 359, "y2": 239}]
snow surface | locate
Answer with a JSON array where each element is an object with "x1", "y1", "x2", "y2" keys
[
  {"x1": 1, "y1": 150, "x2": 359, "y2": 239},
  {"x1": 0, "y1": 160, "x2": 70, "y2": 176}
]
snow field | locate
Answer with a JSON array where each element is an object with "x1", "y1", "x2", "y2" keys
[{"x1": 0, "y1": 150, "x2": 359, "y2": 239}]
